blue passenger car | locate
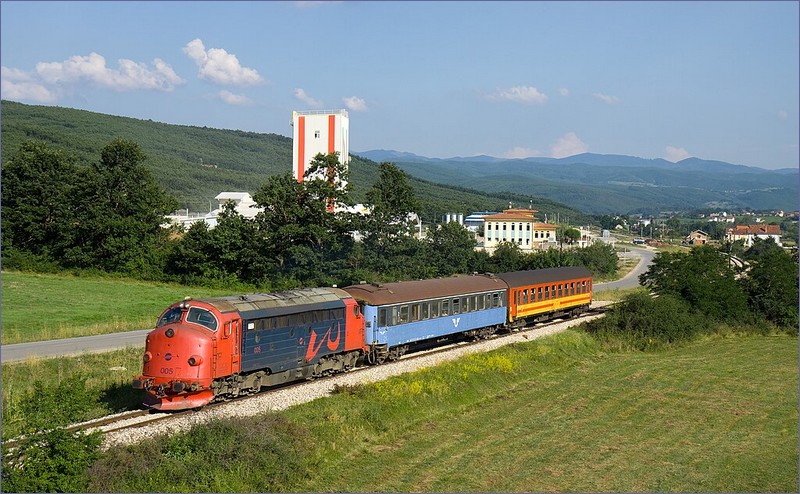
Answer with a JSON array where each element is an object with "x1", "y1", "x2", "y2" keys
[{"x1": 344, "y1": 274, "x2": 508, "y2": 361}]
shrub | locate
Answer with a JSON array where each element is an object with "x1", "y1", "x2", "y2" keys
[
  {"x1": 582, "y1": 292, "x2": 709, "y2": 351},
  {"x1": 1, "y1": 375, "x2": 103, "y2": 492},
  {"x1": 2, "y1": 428, "x2": 102, "y2": 493},
  {"x1": 87, "y1": 414, "x2": 312, "y2": 492}
]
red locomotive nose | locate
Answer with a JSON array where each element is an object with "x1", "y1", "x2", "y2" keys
[
  {"x1": 137, "y1": 323, "x2": 217, "y2": 409},
  {"x1": 143, "y1": 324, "x2": 214, "y2": 381}
]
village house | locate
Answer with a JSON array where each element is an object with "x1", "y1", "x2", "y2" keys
[
  {"x1": 686, "y1": 230, "x2": 710, "y2": 245},
  {"x1": 725, "y1": 224, "x2": 782, "y2": 247},
  {"x1": 481, "y1": 208, "x2": 559, "y2": 254}
]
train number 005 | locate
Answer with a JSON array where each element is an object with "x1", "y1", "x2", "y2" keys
[{"x1": 160, "y1": 367, "x2": 174, "y2": 375}]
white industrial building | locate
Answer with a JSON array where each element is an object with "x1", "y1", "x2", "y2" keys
[
  {"x1": 166, "y1": 192, "x2": 261, "y2": 229},
  {"x1": 291, "y1": 109, "x2": 350, "y2": 183}
]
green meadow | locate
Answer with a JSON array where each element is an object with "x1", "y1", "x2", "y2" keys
[{"x1": 1, "y1": 271, "x2": 236, "y2": 344}]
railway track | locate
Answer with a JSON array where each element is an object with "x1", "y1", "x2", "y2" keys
[{"x1": 7, "y1": 302, "x2": 613, "y2": 450}]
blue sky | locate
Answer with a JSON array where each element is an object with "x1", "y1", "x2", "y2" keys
[{"x1": 1, "y1": 1, "x2": 798, "y2": 169}]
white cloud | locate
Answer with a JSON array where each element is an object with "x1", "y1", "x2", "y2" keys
[
  {"x1": 558, "y1": 87, "x2": 569, "y2": 96},
  {"x1": 550, "y1": 132, "x2": 587, "y2": 158},
  {"x1": 183, "y1": 38, "x2": 263, "y2": 86},
  {"x1": 1, "y1": 67, "x2": 58, "y2": 102},
  {"x1": 218, "y1": 90, "x2": 252, "y2": 106},
  {"x1": 33, "y1": 52, "x2": 184, "y2": 91},
  {"x1": 665, "y1": 146, "x2": 690, "y2": 162},
  {"x1": 501, "y1": 146, "x2": 541, "y2": 159},
  {"x1": 293, "y1": 88, "x2": 323, "y2": 108},
  {"x1": 593, "y1": 92, "x2": 620, "y2": 105},
  {"x1": 488, "y1": 86, "x2": 548, "y2": 104},
  {"x1": 342, "y1": 95, "x2": 368, "y2": 112}
]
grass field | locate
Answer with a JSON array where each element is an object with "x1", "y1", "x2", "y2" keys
[
  {"x1": 284, "y1": 333, "x2": 798, "y2": 492},
  {"x1": 1, "y1": 347, "x2": 144, "y2": 439},
  {"x1": 0, "y1": 271, "x2": 236, "y2": 344},
  {"x1": 86, "y1": 331, "x2": 798, "y2": 492}
]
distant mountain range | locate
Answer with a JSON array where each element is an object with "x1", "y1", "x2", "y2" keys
[{"x1": 354, "y1": 150, "x2": 799, "y2": 214}]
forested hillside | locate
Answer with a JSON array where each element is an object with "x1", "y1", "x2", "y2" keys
[{"x1": 0, "y1": 100, "x2": 588, "y2": 223}]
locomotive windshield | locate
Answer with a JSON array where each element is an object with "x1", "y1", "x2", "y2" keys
[
  {"x1": 186, "y1": 307, "x2": 218, "y2": 331},
  {"x1": 157, "y1": 307, "x2": 183, "y2": 327}
]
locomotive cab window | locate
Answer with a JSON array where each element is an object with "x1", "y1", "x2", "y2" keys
[
  {"x1": 186, "y1": 307, "x2": 218, "y2": 331},
  {"x1": 157, "y1": 307, "x2": 183, "y2": 327}
]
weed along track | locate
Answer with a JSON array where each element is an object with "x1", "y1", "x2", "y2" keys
[{"x1": 100, "y1": 303, "x2": 611, "y2": 449}]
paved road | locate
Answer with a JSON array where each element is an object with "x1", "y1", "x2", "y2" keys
[
  {"x1": 2, "y1": 329, "x2": 151, "y2": 363},
  {"x1": 594, "y1": 246, "x2": 657, "y2": 292},
  {"x1": 1, "y1": 247, "x2": 657, "y2": 363}
]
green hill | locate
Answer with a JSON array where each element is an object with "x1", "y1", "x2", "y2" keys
[{"x1": 0, "y1": 100, "x2": 589, "y2": 224}]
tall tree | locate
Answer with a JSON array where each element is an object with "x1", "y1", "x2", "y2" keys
[
  {"x1": 366, "y1": 162, "x2": 419, "y2": 223},
  {"x1": 427, "y1": 221, "x2": 477, "y2": 276},
  {"x1": 361, "y1": 161, "x2": 422, "y2": 277},
  {"x1": 742, "y1": 248, "x2": 799, "y2": 329},
  {"x1": 640, "y1": 245, "x2": 750, "y2": 322},
  {"x1": 1, "y1": 141, "x2": 79, "y2": 257},
  {"x1": 253, "y1": 152, "x2": 355, "y2": 284},
  {"x1": 63, "y1": 138, "x2": 178, "y2": 272}
]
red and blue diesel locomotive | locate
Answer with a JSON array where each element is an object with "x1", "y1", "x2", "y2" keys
[{"x1": 133, "y1": 267, "x2": 592, "y2": 410}]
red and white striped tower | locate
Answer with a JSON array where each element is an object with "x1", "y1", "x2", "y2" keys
[{"x1": 291, "y1": 109, "x2": 350, "y2": 183}]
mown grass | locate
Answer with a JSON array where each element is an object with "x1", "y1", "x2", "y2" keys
[
  {"x1": 90, "y1": 332, "x2": 798, "y2": 492},
  {"x1": 1, "y1": 271, "x2": 235, "y2": 344}
]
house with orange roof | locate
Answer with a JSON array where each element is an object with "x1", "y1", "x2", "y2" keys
[{"x1": 725, "y1": 224, "x2": 782, "y2": 247}]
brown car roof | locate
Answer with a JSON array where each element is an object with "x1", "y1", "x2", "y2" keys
[
  {"x1": 495, "y1": 267, "x2": 592, "y2": 288},
  {"x1": 343, "y1": 274, "x2": 506, "y2": 306}
]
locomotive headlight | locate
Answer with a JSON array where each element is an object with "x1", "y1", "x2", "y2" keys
[
  {"x1": 165, "y1": 328, "x2": 175, "y2": 338},
  {"x1": 143, "y1": 352, "x2": 152, "y2": 363},
  {"x1": 188, "y1": 355, "x2": 202, "y2": 366}
]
